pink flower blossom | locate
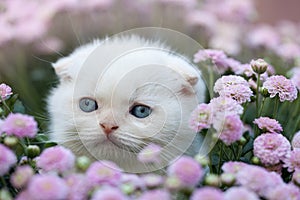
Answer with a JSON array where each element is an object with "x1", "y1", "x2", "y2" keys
[
  {"x1": 141, "y1": 174, "x2": 164, "y2": 188},
  {"x1": 247, "y1": 25, "x2": 280, "y2": 50},
  {"x1": 27, "y1": 174, "x2": 69, "y2": 200},
  {"x1": 292, "y1": 131, "x2": 300, "y2": 149},
  {"x1": 86, "y1": 160, "x2": 122, "y2": 187},
  {"x1": 221, "y1": 161, "x2": 247, "y2": 174},
  {"x1": 209, "y1": 97, "x2": 244, "y2": 119},
  {"x1": 291, "y1": 67, "x2": 300, "y2": 90},
  {"x1": 121, "y1": 173, "x2": 145, "y2": 190},
  {"x1": 214, "y1": 114, "x2": 244, "y2": 145},
  {"x1": 65, "y1": 174, "x2": 91, "y2": 200},
  {"x1": 91, "y1": 187, "x2": 127, "y2": 200},
  {"x1": 236, "y1": 165, "x2": 283, "y2": 196},
  {"x1": 214, "y1": 75, "x2": 253, "y2": 104},
  {"x1": 191, "y1": 187, "x2": 224, "y2": 200},
  {"x1": 276, "y1": 43, "x2": 300, "y2": 61},
  {"x1": 189, "y1": 103, "x2": 212, "y2": 132},
  {"x1": 263, "y1": 75, "x2": 298, "y2": 102},
  {"x1": 138, "y1": 189, "x2": 171, "y2": 200},
  {"x1": 283, "y1": 149, "x2": 300, "y2": 172},
  {"x1": 264, "y1": 183, "x2": 300, "y2": 200},
  {"x1": 1, "y1": 113, "x2": 38, "y2": 138},
  {"x1": 0, "y1": 144, "x2": 17, "y2": 175},
  {"x1": 138, "y1": 143, "x2": 162, "y2": 164},
  {"x1": 253, "y1": 117, "x2": 283, "y2": 134},
  {"x1": 167, "y1": 156, "x2": 203, "y2": 187},
  {"x1": 193, "y1": 49, "x2": 230, "y2": 73},
  {"x1": 224, "y1": 187, "x2": 259, "y2": 200},
  {"x1": 36, "y1": 146, "x2": 75, "y2": 173},
  {"x1": 254, "y1": 133, "x2": 291, "y2": 165},
  {"x1": 10, "y1": 165, "x2": 34, "y2": 188},
  {"x1": 0, "y1": 83, "x2": 13, "y2": 101}
]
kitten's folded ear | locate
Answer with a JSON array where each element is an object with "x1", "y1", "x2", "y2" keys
[
  {"x1": 169, "y1": 63, "x2": 200, "y2": 86},
  {"x1": 52, "y1": 57, "x2": 72, "y2": 81}
]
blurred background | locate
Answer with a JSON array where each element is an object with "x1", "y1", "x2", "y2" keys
[{"x1": 0, "y1": 0, "x2": 299, "y2": 125}]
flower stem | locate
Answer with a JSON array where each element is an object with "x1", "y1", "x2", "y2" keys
[
  {"x1": 217, "y1": 143, "x2": 224, "y2": 174},
  {"x1": 258, "y1": 97, "x2": 266, "y2": 116},
  {"x1": 0, "y1": 176, "x2": 7, "y2": 188},
  {"x1": 256, "y1": 74, "x2": 261, "y2": 118},
  {"x1": 273, "y1": 97, "x2": 279, "y2": 119}
]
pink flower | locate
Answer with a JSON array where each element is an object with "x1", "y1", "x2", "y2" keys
[
  {"x1": 193, "y1": 49, "x2": 230, "y2": 73},
  {"x1": 86, "y1": 160, "x2": 122, "y2": 187},
  {"x1": 1, "y1": 113, "x2": 38, "y2": 138},
  {"x1": 254, "y1": 133, "x2": 291, "y2": 165},
  {"x1": 141, "y1": 174, "x2": 164, "y2": 188},
  {"x1": 292, "y1": 131, "x2": 300, "y2": 149},
  {"x1": 209, "y1": 97, "x2": 244, "y2": 120},
  {"x1": 27, "y1": 174, "x2": 69, "y2": 200},
  {"x1": 265, "y1": 183, "x2": 300, "y2": 200},
  {"x1": 291, "y1": 67, "x2": 300, "y2": 90},
  {"x1": 121, "y1": 174, "x2": 145, "y2": 190},
  {"x1": 247, "y1": 25, "x2": 280, "y2": 50},
  {"x1": 276, "y1": 43, "x2": 300, "y2": 61},
  {"x1": 253, "y1": 117, "x2": 283, "y2": 134},
  {"x1": 138, "y1": 143, "x2": 162, "y2": 164},
  {"x1": 236, "y1": 165, "x2": 283, "y2": 196},
  {"x1": 91, "y1": 187, "x2": 127, "y2": 200},
  {"x1": 36, "y1": 146, "x2": 75, "y2": 173},
  {"x1": 214, "y1": 75, "x2": 253, "y2": 104},
  {"x1": 0, "y1": 83, "x2": 13, "y2": 101},
  {"x1": 214, "y1": 115, "x2": 244, "y2": 145},
  {"x1": 65, "y1": 174, "x2": 91, "y2": 200},
  {"x1": 189, "y1": 103, "x2": 212, "y2": 132},
  {"x1": 10, "y1": 165, "x2": 34, "y2": 188},
  {"x1": 167, "y1": 156, "x2": 203, "y2": 187},
  {"x1": 263, "y1": 75, "x2": 298, "y2": 102},
  {"x1": 138, "y1": 189, "x2": 171, "y2": 200},
  {"x1": 221, "y1": 161, "x2": 247, "y2": 174},
  {"x1": 0, "y1": 144, "x2": 17, "y2": 175},
  {"x1": 283, "y1": 149, "x2": 300, "y2": 172},
  {"x1": 191, "y1": 187, "x2": 224, "y2": 200},
  {"x1": 224, "y1": 187, "x2": 259, "y2": 200}
]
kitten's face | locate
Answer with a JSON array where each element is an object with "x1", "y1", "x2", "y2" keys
[{"x1": 48, "y1": 37, "x2": 206, "y2": 172}]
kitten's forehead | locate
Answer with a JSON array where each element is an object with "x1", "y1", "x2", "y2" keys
[{"x1": 75, "y1": 48, "x2": 193, "y2": 101}]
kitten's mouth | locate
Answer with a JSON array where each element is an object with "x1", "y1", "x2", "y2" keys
[{"x1": 105, "y1": 135, "x2": 124, "y2": 149}]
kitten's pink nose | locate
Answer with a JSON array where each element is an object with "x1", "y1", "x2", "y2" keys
[{"x1": 100, "y1": 123, "x2": 119, "y2": 135}]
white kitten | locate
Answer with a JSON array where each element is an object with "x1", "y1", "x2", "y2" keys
[{"x1": 47, "y1": 35, "x2": 206, "y2": 172}]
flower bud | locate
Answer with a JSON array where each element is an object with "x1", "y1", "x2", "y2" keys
[
  {"x1": 26, "y1": 145, "x2": 40, "y2": 158},
  {"x1": 76, "y1": 156, "x2": 91, "y2": 171},
  {"x1": 204, "y1": 174, "x2": 220, "y2": 187},
  {"x1": 220, "y1": 173, "x2": 235, "y2": 186},
  {"x1": 260, "y1": 87, "x2": 269, "y2": 97},
  {"x1": 165, "y1": 176, "x2": 181, "y2": 190},
  {"x1": 4, "y1": 136, "x2": 18, "y2": 147},
  {"x1": 194, "y1": 154, "x2": 210, "y2": 167},
  {"x1": 0, "y1": 189, "x2": 12, "y2": 200},
  {"x1": 251, "y1": 156, "x2": 260, "y2": 165},
  {"x1": 121, "y1": 183, "x2": 135, "y2": 195},
  {"x1": 250, "y1": 59, "x2": 268, "y2": 74},
  {"x1": 238, "y1": 136, "x2": 247, "y2": 145}
]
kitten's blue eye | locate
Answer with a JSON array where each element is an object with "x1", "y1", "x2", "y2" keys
[
  {"x1": 79, "y1": 98, "x2": 98, "y2": 112},
  {"x1": 130, "y1": 105, "x2": 152, "y2": 118}
]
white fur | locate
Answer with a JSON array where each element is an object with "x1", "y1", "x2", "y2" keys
[{"x1": 48, "y1": 36, "x2": 206, "y2": 172}]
